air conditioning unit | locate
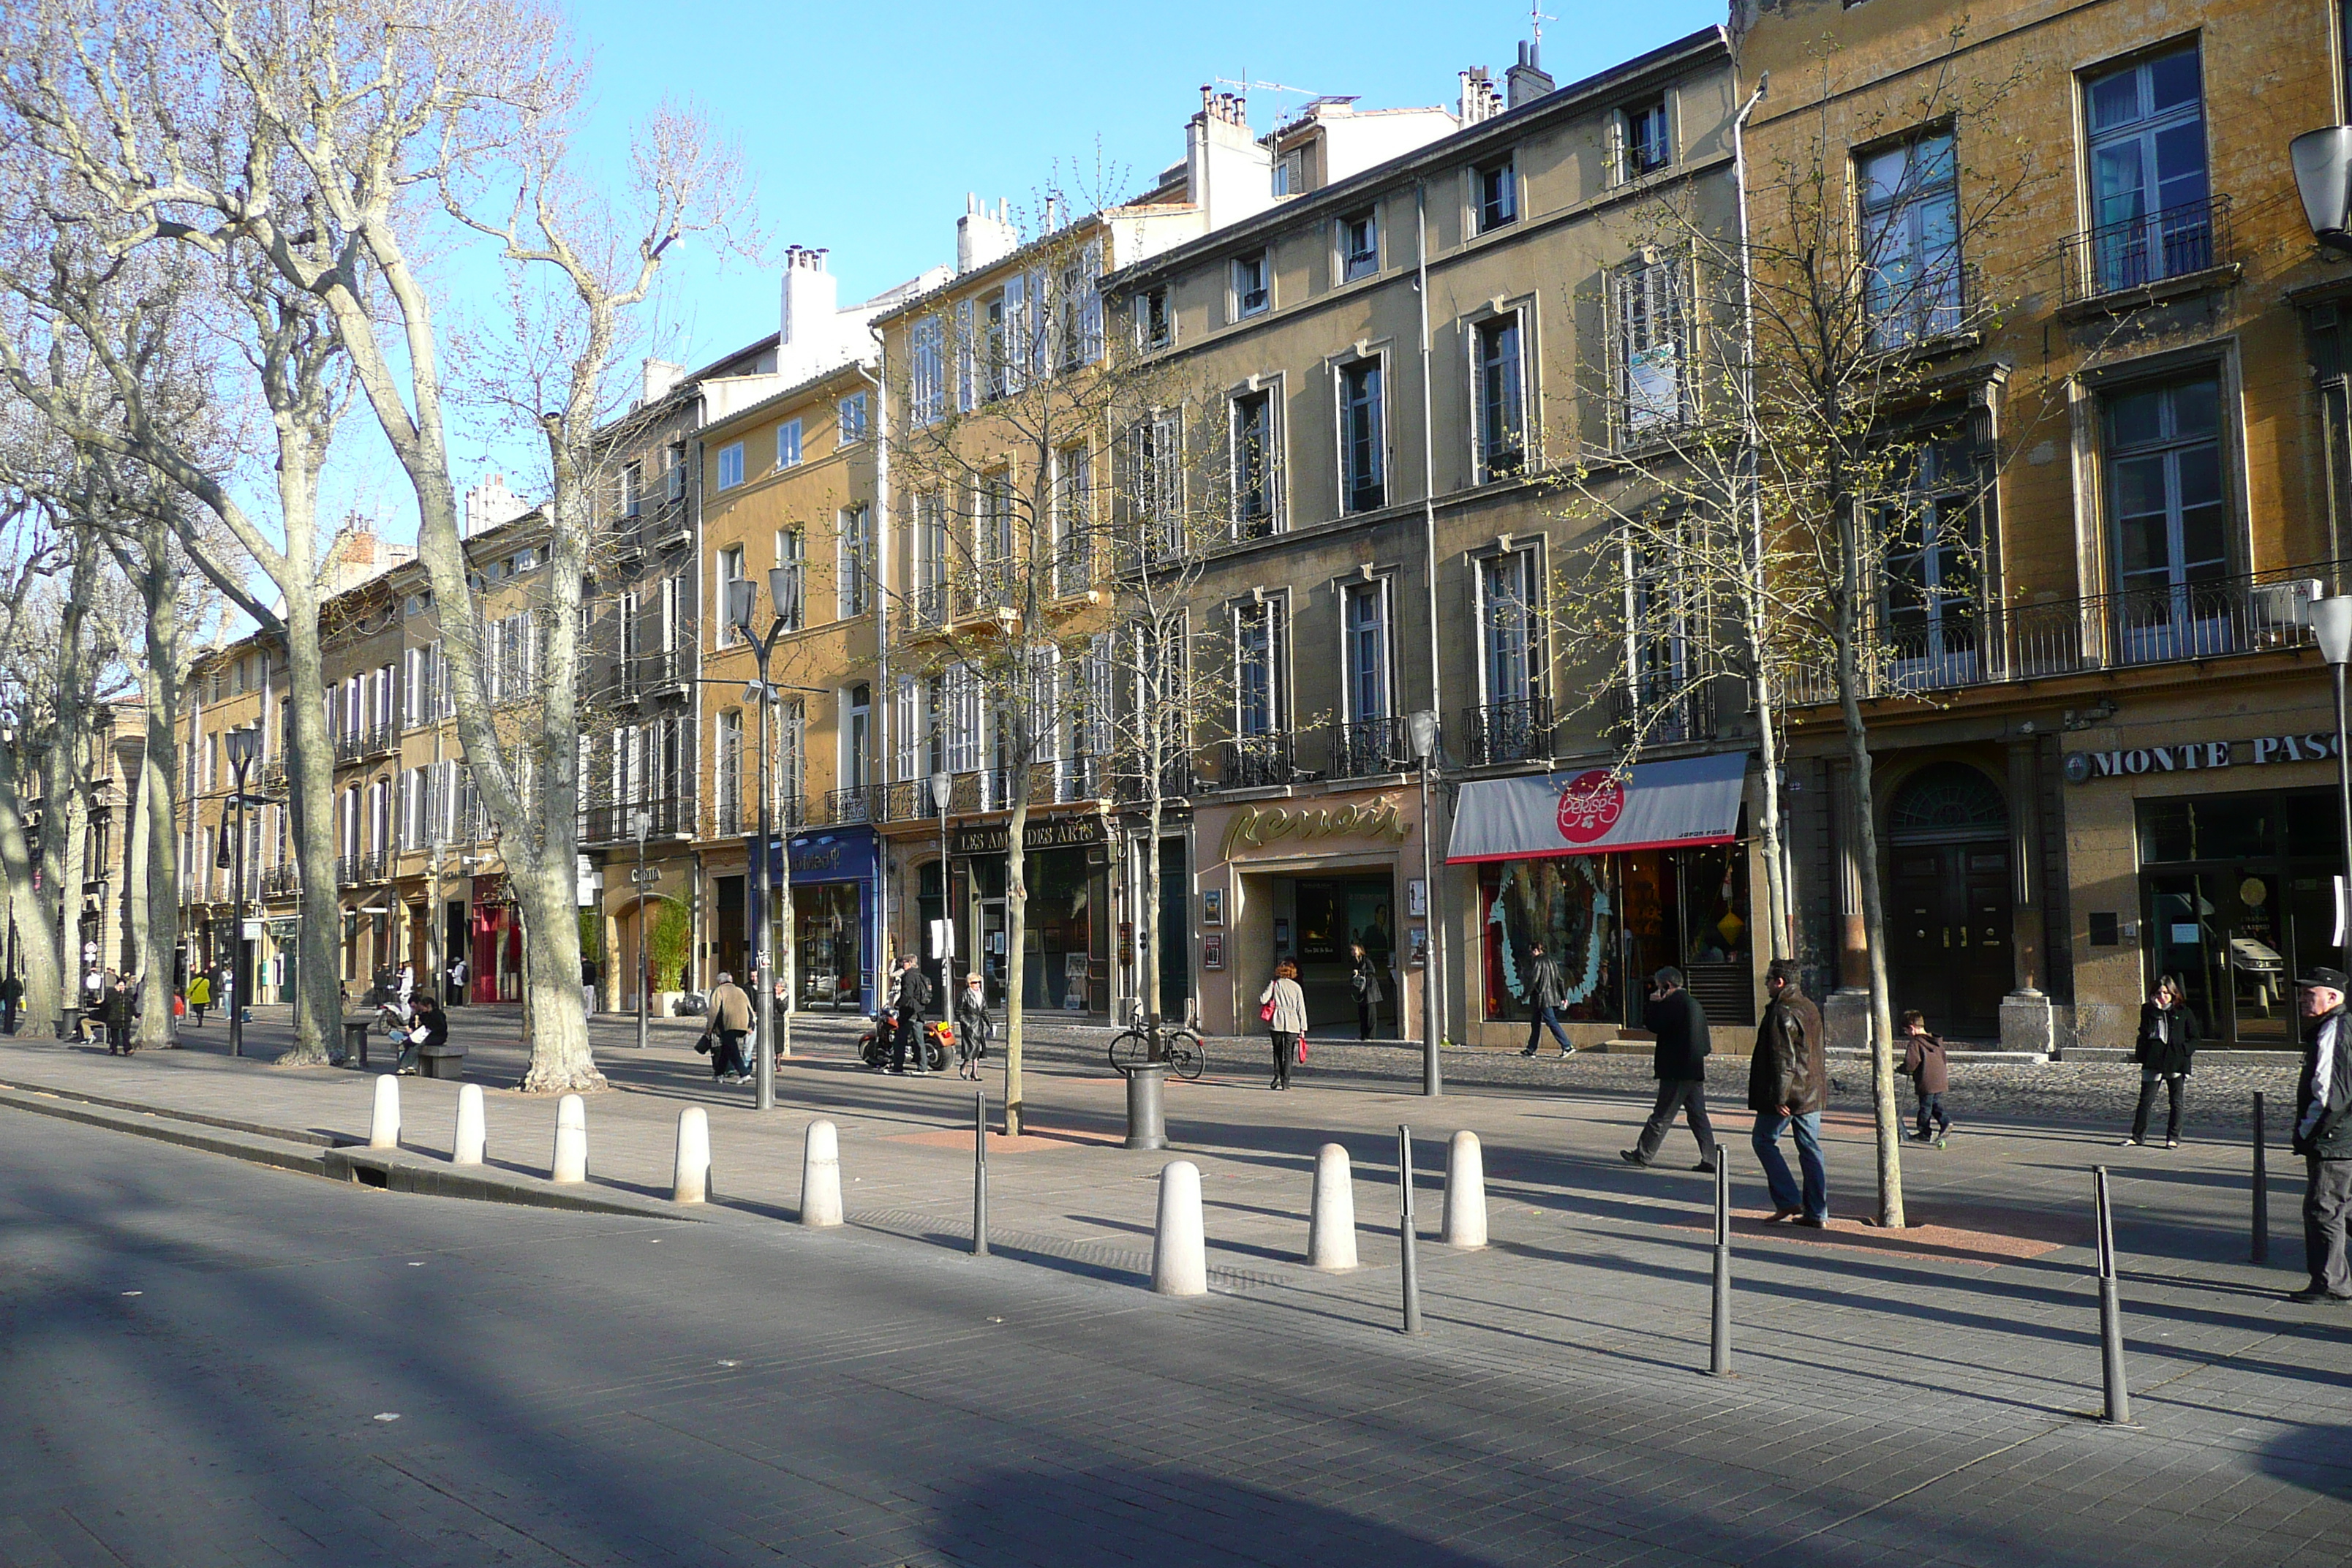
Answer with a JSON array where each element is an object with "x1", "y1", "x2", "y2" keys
[{"x1": 2252, "y1": 578, "x2": 2321, "y2": 641}]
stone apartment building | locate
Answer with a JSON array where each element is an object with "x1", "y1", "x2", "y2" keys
[{"x1": 1735, "y1": 0, "x2": 2352, "y2": 1054}]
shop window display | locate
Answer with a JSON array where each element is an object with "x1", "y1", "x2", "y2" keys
[
  {"x1": 1482, "y1": 856, "x2": 1618, "y2": 1022},
  {"x1": 1481, "y1": 843, "x2": 1752, "y2": 1028}
]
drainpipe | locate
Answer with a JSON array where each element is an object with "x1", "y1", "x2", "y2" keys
[
  {"x1": 854, "y1": 347, "x2": 890, "y2": 1011},
  {"x1": 1414, "y1": 179, "x2": 1450, "y2": 1057}
]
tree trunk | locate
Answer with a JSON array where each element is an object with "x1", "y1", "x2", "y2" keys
[
  {"x1": 1003, "y1": 786, "x2": 1029, "y2": 1137},
  {"x1": 514, "y1": 845, "x2": 602, "y2": 1093},
  {"x1": 1833, "y1": 521, "x2": 1904, "y2": 1229},
  {"x1": 133, "y1": 532, "x2": 184, "y2": 1050},
  {"x1": 1142, "y1": 794, "x2": 1164, "y2": 1058},
  {"x1": 0, "y1": 746, "x2": 60, "y2": 1031},
  {"x1": 279, "y1": 584, "x2": 345, "y2": 1065}
]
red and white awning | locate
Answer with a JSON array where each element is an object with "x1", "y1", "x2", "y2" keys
[{"x1": 1446, "y1": 753, "x2": 1750, "y2": 863}]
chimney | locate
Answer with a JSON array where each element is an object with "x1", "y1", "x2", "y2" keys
[
  {"x1": 1505, "y1": 40, "x2": 1554, "y2": 108},
  {"x1": 1186, "y1": 85, "x2": 1275, "y2": 233},
  {"x1": 956, "y1": 195, "x2": 1019, "y2": 274},
  {"x1": 464, "y1": 472, "x2": 528, "y2": 539},
  {"x1": 641, "y1": 358, "x2": 685, "y2": 405},
  {"x1": 778, "y1": 244, "x2": 841, "y2": 380},
  {"x1": 1459, "y1": 67, "x2": 1502, "y2": 126}
]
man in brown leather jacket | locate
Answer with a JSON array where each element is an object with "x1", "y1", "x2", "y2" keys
[{"x1": 1749, "y1": 959, "x2": 1828, "y2": 1226}]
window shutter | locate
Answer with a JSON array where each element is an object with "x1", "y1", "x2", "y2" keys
[
  {"x1": 894, "y1": 676, "x2": 921, "y2": 780},
  {"x1": 1607, "y1": 112, "x2": 1628, "y2": 186},
  {"x1": 1079, "y1": 242, "x2": 1104, "y2": 363},
  {"x1": 955, "y1": 300, "x2": 977, "y2": 412}
]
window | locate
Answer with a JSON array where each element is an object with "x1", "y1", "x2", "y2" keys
[
  {"x1": 984, "y1": 285, "x2": 1011, "y2": 400},
  {"x1": 2106, "y1": 372, "x2": 2229, "y2": 660},
  {"x1": 1233, "y1": 252, "x2": 1270, "y2": 319},
  {"x1": 717, "y1": 710, "x2": 744, "y2": 834},
  {"x1": 1232, "y1": 389, "x2": 1277, "y2": 538},
  {"x1": 1233, "y1": 597, "x2": 1288, "y2": 736},
  {"x1": 1137, "y1": 287, "x2": 1171, "y2": 350},
  {"x1": 716, "y1": 442, "x2": 745, "y2": 490},
  {"x1": 775, "y1": 531, "x2": 804, "y2": 632},
  {"x1": 1622, "y1": 98, "x2": 1671, "y2": 179},
  {"x1": 1055, "y1": 445, "x2": 1092, "y2": 591},
  {"x1": 776, "y1": 418, "x2": 802, "y2": 470},
  {"x1": 913, "y1": 491, "x2": 949, "y2": 625},
  {"x1": 1057, "y1": 244, "x2": 1104, "y2": 370},
  {"x1": 837, "y1": 505, "x2": 870, "y2": 619},
  {"x1": 622, "y1": 460, "x2": 643, "y2": 517},
  {"x1": 1860, "y1": 132, "x2": 1961, "y2": 349},
  {"x1": 1343, "y1": 580, "x2": 1390, "y2": 722},
  {"x1": 910, "y1": 315, "x2": 946, "y2": 428},
  {"x1": 1474, "y1": 312, "x2": 1526, "y2": 479},
  {"x1": 2084, "y1": 45, "x2": 2211, "y2": 293},
  {"x1": 666, "y1": 440, "x2": 687, "y2": 501},
  {"x1": 1273, "y1": 147, "x2": 1306, "y2": 197},
  {"x1": 1339, "y1": 358, "x2": 1385, "y2": 513},
  {"x1": 1479, "y1": 550, "x2": 1540, "y2": 707},
  {"x1": 1136, "y1": 411, "x2": 1183, "y2": 557},
  {"x1": 717, "y1": 545, "x2": 745, "y2": 644},
  {"x1": 1340, "y1": 211, "x2": 1379, "y2": 282},
  {"x1": 1474, "y1": 155, "x2": 1518, "y2": 233},
  {"x1": 843, "y1": 684, "x2": 871, "y2": 792},
  {"x1": 1613, "y1": 253, "x2": 1686, "y2": 441},
  {"x1": 837, "y1": 392, "x2": 869, "y2": 445},
  {"x1": 1878, "y1": 439, "x2": 1982, "y2": 688},
  {"x1": 976, "y1": 473, "x2": 1016, "y2": 606},
  {"x1": 509, "y1": 549, "x2": 536, "y2": 573}
]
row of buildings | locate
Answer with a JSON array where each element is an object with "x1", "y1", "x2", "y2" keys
[{"x1": 159, "y1": 0, "x2": 2352, "y2": 1055}]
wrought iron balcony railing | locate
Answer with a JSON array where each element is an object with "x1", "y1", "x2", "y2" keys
[
  {"x1": 1215, "y1": 734, "x2": 1301, "y2": 790},
  {"x1": 2060, "y1": 194, "x2": 2233, "y2": 305},
  {"x1": 260, "y1": 863, "x2": 299, "y2": 899},
  {"x1": 1330, "y1": 716, "x2": 1414, "y2": 779},
  {"x1": 823, "y1": 787, "x2": 873, "y2": 826},
  {"x1": 1605, "y1": 680, "x2": 1716, "y2": 747},
  {"x1": 581, "y1": 797, "x2": 692, "y2": 845},
  {"x1": 1460, "y1": 696, "x2": 1554, "y2": 768}
]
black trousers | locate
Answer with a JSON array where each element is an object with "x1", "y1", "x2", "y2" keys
[
  {"x1": 1270, "y1": 1032, "x2": 1298, "y2": 1086},
  {"x1": 2131, "y1": 1071, "x2": 2185, "y2": 1142},
  {"x1": 1356, "y1": 998, "x2": 1376, "y2": 1040},
  {"x1": 715, "y1": 1028, "x2": 748, "y2": 1078},
  {"x1": 1635, "y1": 1078, "x2": 1715, "y2": 1163},
  {"x1": 2307, "y1": 1155, "x2": 2352, "y2": 1297}
]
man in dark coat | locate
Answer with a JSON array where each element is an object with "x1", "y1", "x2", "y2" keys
[
  {"x1": 1748, "y1": 958, "x2": 1828, "y2": 1226},
  {"x1": 1518, "y1": 942, "x2": 1577, "y2": 1058},
  {"x1": 889, "y1": 955, "x2": 935, "y2": 1075},
  {"x1": 1621, "y1": 967, "x2": 1716, "y2": 1171},
  {"x1": 2291, "y1": 967, "x2": 2352, "y2": 1304}
]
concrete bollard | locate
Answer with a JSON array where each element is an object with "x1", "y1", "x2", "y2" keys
[
  {"x1": 1441, "y1": 1129, "x2": 1488, "y2": 1248},
  {"x1": 799, "y1": 1119, "x2": 843, "y2": 1227},
  {"x1": 1307, "y1": 1143, "x2": 1358, "y2": 1270},
  {"x1": 369, "y1": 1074, "x2": 401, "y2": 1150},
  {"x1": 672, "y1": 1106, "x2": 710, "y2": 1204},
  {"x1": 1152, "y1": 1160, "x2": 1208, "y2": 1297},
  {"x1": 551, "y1": 1093, "x2": 587, "y2": 1183},
  {"x1": 452, "y1": 1084, "x2": 486, "y2": 1166}
]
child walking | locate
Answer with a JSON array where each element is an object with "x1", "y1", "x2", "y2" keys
[{"x1": 1901, "y1": 1010, "x2": 1952, "y2": 1147}]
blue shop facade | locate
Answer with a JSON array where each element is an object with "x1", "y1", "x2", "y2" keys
[{"x1": 748, "y1": 826, "x2": 879, "y2": 1014}]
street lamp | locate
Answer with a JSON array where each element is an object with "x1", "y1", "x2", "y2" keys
[
  {"x1": 2292, "y1": 127, "x2": 2352, "y2": 254},
  {"x1": 1407, "y1": 709, "x2": 1442, "y2": 1098},
  {"x1": 728, "y1": 562, "x2": 804, "y2": 1112},
  {"x1": 930, "y1": 769, "x2": 954, "y2": 1009},
  {"x1": 2315, "y1": 596, "x2": 2352, "y2": 970},
  {"x1": 222, "y1": 725, "x2": 260, "y2": 1059},
  {"x1": 632, "y1": 807, "x2": 652, "y2": 1052}
]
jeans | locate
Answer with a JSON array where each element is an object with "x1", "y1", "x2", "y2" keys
[
  {"x1": 892, "y1": 1011, "x2": 925, "y2": 1071},
  {"x1": 1752, "y1": 1109, "x2": 1827, "y2": 1221},
  {"x1": 2307, "y1": 1156, "x2": 2352, "y2": 1297},
  {"x1": 1524, "y1": 1006, "x2": 1571, "y2": 1055},
  {"x1": 1270, "y1": 1032, "x2": 1298, "y2": 1087},
  {"x1": 1635, "y1": 1079, "x2": 1716, "y2": 1164},
  {"x1": 1915, "y1": 1091, "x2": 1950, "y2": 1137},
  {"x1": 2131, "y1": 1071, "x2": 2185, "y2": 1143}
]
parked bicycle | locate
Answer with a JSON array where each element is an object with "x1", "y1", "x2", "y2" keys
[{"x1": 1107, "y1": 1006, "x2": 1205, "y2": 1080}]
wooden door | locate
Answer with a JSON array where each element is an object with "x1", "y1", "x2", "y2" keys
[{"x1": 1888, "y1": 842, "x2": 2010, "y2": 1039}]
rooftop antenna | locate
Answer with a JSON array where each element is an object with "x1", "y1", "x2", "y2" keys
[{"x1": 1530, "y1": 3, "x2": 1555, "y2": 48}]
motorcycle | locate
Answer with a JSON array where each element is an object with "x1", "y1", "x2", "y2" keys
[{"x1": 858, "y1": 1007, "x2": 951, "y2": 1073}]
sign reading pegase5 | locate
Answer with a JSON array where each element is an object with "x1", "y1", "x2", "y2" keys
[{"x1": 1447, "y1": 753, "x2": 1750, "y2": 863}]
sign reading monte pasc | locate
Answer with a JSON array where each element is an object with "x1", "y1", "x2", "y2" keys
[{"x1": 2062, "y1": 731, "x2": 2342, "y2": 783}]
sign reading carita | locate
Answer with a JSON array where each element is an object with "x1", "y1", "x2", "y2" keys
[{"x1": 1218, "y1": 799, "x2": 1412, "y2": 860}]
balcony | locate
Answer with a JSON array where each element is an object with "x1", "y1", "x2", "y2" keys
[
  {"x1": 712, "y1": 796, "x2": 800, "y2": 838},
  {"x1": 1330, "y1": 717, "x2": 1414, "y2": 780},
  {"x1": 1215, "y1": 734, "x2": 1303, "y2": 791},
  {"x1": 333, "y1": 720, "x2": 395, "y2": 765},
  {"x1": 967, "y1": 562, "x2": 1018, "y2": 616},
  {"x1": 2060, "y1": 195, "x2": 2235, "y2": 309},
  {"x1": 823, "y1": 787, "x2": 874, "y2": 826},
  {"x1": 260, "y1": 863, "x2": 299, "y2": 899},
  {"x1": 1053, "y1": 531, "x2": 1093, "y2": 597},
  {"x1": 581, "y1": 797, "x2": 692, "y2": 845},
  {"x1": 876, "y1": 759, "x2": 1109, "y2": 822},
  {"x1": 1461, "y1": 696, "x2": 1554, "y2": 768},
  {"x1": 1782, "y1": 565, "x2": 2329, "y2": 706},
  {"x1": 633, "y1": 648, "x2": 693, "y2": 701},
  {"x1": 1112, "y1": 757, "x2": 1197, "y2": 805},
  {"x1": 1605, "y1": 680, "x2": 1716, "y2": 747},
  {"x1": 260, "y1": 762, "x2": 288, "y2": 796},
  {"x1": 901, "y1": 581, "x2": 948, "y2": 637}
]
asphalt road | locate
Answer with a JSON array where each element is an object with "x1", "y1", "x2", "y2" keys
[{"x1": 6, "y1": 1088, "x2": 2351, "y2": 1567}]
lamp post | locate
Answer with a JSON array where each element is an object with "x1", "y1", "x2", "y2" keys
[
  {"x1": 1407, "y1": 709, "x2": 1442, "y2": 1098},
  {"x1": 632, "y1": 807, "x2": 652, "y2": 1052},
  {"x1": 223, "y1": 725, "x2": 260, "y2": 1059},
  {"x1": 2291, "y1": 126, "x2": 2352, "y2": 255},
  {"x1": 930, "y1": 770, "x2": 954, "y2": 999},
  {"x1": 2315, "y1": 597, "x2": 2352, "y2": 970},
  {"x1": 728, "y1": 562, "x2": 804, "y2": 1113}
]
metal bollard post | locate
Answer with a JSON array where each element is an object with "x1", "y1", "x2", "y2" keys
[
  {"x1": 2094, "y1": 1165, "x2": 2131, "y2": 1425},
  {"x1": 1708, "y1": 1158, "x2": 1733, "y2": 1376},
  {"x1": 973, "y1": 1090, "x2": 990, "y2": 1258},
  {"x1": 1398, "y1": 1124, "x2": 1422, "y2": 1335},
  {"x1": 2253, "y1": 1091, "x2": 2270, "y2": 1265}
]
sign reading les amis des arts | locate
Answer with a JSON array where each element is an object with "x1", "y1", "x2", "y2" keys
[{"x1": 2063, "y1": 731, "x2": 2342, "y2": 784}]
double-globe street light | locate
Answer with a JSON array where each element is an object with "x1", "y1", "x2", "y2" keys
[
  {"x1": 726, "y1": 564, "x2": 806, "y2": 1114},
  {"x1": 2293, "y1": 127, "x2": 2352, "y2": 968}
]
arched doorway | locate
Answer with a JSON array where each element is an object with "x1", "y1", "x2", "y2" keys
[{"x1": 1885, "y1": 761, "x2": 2013, "y2": 1039}]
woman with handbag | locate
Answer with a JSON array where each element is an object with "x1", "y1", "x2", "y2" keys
[
  {"x1": 2121, "y1": 973, "x2": 2200, "y2": 1147},
  {"x1": 954, "y1": 973, "x2": 993, "y2": 1080},
  {"x1": 1349, "y1": 942, "x2": 1384, "y2": 1041},
  {"x1": 1259, "y1": 960, "x2": 1308, "y2": 1090}
]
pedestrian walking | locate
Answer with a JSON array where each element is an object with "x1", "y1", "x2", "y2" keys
[
  {"x1": 1518, "y1": 941, "x2": 1577, "y2": 1058},
  {"x1": 2120, "y1": 973, "x2": 2199, "y2": 1148},
  {"x1": 1260, "y1": 960, "x2": 1307, "y2": 1090},
  {"x1": 101, "y1": 973, "x2": 135, "y2": 1056},
  {"x1": 186, "y1": 971, "x2": 211, "y2": 1028},
  {"x1": 1349, "y1": 942, "x2": 1384, "y2": 1041},
  {"x1": 1900, "y1": 1010, "x2": 1952, "y2": 1147},
  {"x1": 398, "y1": 993, "x2": 448, "y2": 1076},
  {"x1": 706, "y1": 971, "x2": 753, "y2": 1083},
  {"x1": 889, "y1": 955, "x2": 934, "y2": 1075},
  {"x1": 2291, "y1": 966, "x2": 2352, "y2": 1305},
  {"x1": 447, "y1": 957, "x2": 467, "y2": 1006},
  {"x1": 1621, "y1": 967, "x2": 1717, "y2": 1170},
  {"x1": 1749, "y1": 958, "x2": 1828, "y2": 1227},
  {"x1": 954, "y1": 973, "x2": 992, "y2": 1080}
]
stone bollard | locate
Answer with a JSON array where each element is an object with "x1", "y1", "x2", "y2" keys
[
  {"x1": 1151, "y1": 1160, "x2": 1208, "y2": 1297},
  {"x1": 1307, "y1": 1143, "x2": 1358, "y2": 1270},
  {"x1": 673, "y1": 1106, "x2": 711, "y2": 1204},
  {"x1": 452, "y1": 1084, "x2": 486, "y2": 1166},
  {"x1": 369, "y1": 1074, "x2": 401, "y2": 1150},
  {"x1": 551, "y1": 1094, "x2": 587, "y2": 1183},
  {"x1": 799, "y1": 1119, "x2": 843, "y2": 1227},
  {"x1": 1441, "y1": 1130, "x2": 1487, "y2": 1248}
]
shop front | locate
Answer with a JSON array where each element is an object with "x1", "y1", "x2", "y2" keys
[
  {"x1": 1194, "y1": 787, "x2": 1420, "y2": 1039},
  {"x1": 785, "y1": 826, "x2": 878, "y2": 1014},
  {"x1": 946, "y1": 813, "x2": 1113, "y2": 1015},
  {"x1": 1448, "y1": 753, "x2": 1760, "y2": 1049}
]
